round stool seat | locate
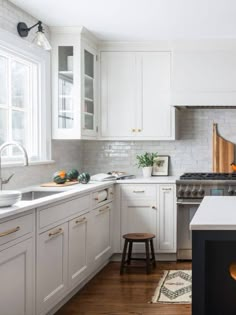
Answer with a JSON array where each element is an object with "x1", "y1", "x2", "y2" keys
[
  {"x1": 120, "y1": 233, "x2": 156, "y2": 274},
  {"x1": 123, "y1": 233, "x2": 155, "y2": 241}
]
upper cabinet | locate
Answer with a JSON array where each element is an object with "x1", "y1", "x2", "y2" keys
[
  {"x1": 100, "y1": 51, "x2": 176, "y2": 140},
  {"x1": 172, "y1": 50, "x2": 236, "y2": 106},
  {"x1": 51, "y1": 27, "x2": 98, "y2": 139}
]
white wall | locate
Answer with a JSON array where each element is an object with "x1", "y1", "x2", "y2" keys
[
  {"x1": 0, "y1": 0, "x2": 83, "y2": 189},
  {"x1": 82, "y1": 109, "x2": 236, "y2": 176}
]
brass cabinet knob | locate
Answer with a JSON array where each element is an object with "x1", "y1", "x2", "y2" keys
[
  {"x1": 138, "y1": 129, "x2": 142, "y2": 132},
  {"x1": 131, "y1": 129, "x2": 136, "y2": 132}
]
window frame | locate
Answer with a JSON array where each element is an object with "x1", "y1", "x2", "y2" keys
[{"x1": 0, "y1": 29, "x2": 52, "y2": 166}]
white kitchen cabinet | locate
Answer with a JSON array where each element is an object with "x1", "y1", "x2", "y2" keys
[
  {"x1": 68, "y1": 212, "x2": 90, "y2": 288},
  {"x1": 91, "y1": 203, "x2": 113, "y2": 266},
  {"x1": 172, "y1": 51, "x2": 236, "y2": 106},
  {"x1": 137, "y1": 52, "x2": 174, "y2": 139},
  {"x1": 0, "y1": 212, "x2": 35, "y2": 315},
  {"x1": 37, "y1": 223, "x2": 68, "y2": 315},
  {"x1": 121, "y1": 199, "x2": 158, "y2": 252},
  {"x1": 158, "y1": 184, "x2": 176, "y2": 253},
  {"x1": 100, "y1": 52, "x2": 137, "y2": 138},
  {"x1": 120, "y1": 184, "x2": 176, "y2": 254},
  {"x1": 51, "y1": 26, "x2": 98, "y2": 139},
  {"x1": 100, "y1": 51, "x2": 175, "y2": 140},
  {"x1": 0, "y1": 238, "x2": 34, "y2": 315}
]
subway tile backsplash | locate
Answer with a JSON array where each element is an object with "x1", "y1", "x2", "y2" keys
[{"x1": 82, "y1": 109, "x2": 236, "y2": 176}]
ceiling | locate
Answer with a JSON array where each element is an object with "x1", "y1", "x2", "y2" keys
[{"x1": 10, "y1": 0, "x2": 236, "y2": 41}]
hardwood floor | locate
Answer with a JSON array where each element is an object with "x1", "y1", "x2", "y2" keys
[{"x1": 55, "y1": 261, "x2": 192, "y2": 315}]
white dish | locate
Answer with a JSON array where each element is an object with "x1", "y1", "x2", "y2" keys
[{"x1": 0, "y1": 191, "x2": 22, "y2": 207}]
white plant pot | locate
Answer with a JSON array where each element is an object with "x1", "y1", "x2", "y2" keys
[{"x1": 142, "y1": 166, "x2": 153, "y2": 178}]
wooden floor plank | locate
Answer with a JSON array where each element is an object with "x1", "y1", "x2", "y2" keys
[{"x1": 55, "y1": 261, "x2": 192, "y2": 315}]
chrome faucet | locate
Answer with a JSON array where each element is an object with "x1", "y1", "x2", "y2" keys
[{"x1": 0, "y1": 142, "x2": 29, "y2": 190}]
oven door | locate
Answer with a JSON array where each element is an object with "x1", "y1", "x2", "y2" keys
[{"x1": 177, "y1": 200, "x2": 201, "y2": 260}]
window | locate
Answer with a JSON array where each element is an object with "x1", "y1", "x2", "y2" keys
[{"x1": 0, "y1": 45, "x2": 46, "y2": 164}]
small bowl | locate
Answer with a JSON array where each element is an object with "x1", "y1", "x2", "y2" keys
[{"x1": 0, "y1": 190, "x2": 22, "y2": 207}]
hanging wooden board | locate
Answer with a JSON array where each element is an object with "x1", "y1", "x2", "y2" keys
[
  {"x1": 40, "y1": 181, "x2": 79, "y2": 187},
  {"x1": 213, "y1": 123, "x2": 235, "y2": 173}
]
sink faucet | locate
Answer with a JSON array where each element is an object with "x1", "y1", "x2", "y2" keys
[{"x1": 0, "y1": 142, "x2": 29, "y2": 190}]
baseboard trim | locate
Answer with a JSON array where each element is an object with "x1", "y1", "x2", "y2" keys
[{"x1": 111, "y1": 253, "x2": 177, "y2": 262}]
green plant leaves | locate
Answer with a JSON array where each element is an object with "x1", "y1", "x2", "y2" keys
[{"x1": 136, "y1": 152, "x2": 158, "y2": 168}]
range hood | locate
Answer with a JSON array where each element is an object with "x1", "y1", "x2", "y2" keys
[{"x1": 174, "y1": 105, "x2": 236, "y2": 109}]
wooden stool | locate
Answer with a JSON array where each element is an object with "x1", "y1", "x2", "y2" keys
[{"x1": 120, "y1": 233, "x2": 156, "y2": 274}]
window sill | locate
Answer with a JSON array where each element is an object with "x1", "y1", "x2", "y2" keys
[{"x1": 1, "y1": 160, "x2": 55, "y2": 168}]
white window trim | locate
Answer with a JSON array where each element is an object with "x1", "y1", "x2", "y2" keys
[{"x1": 0, "y1": 28, "x2": 52, "y2": 165}]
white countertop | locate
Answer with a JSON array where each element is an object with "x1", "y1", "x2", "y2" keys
[
  {"x1": 0, "y1": 181, "x2": 114, "y2": 220},
  {"x1": 0, "y1": 177, "x2": 177, "y2": 221},
  {"x1": 117, "y1": 176, "x2": 177, "y2": 184},
  {"x1": 190, "y1": 196, "x2": 236, "y2": 230}
]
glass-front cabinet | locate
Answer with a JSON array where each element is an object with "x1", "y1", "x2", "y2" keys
[
  {"x1": 81, "y1": 43, "x2": 97, "y2": 137},
  {"x1": 51, "y1": 27, "x2": 98, "y2": 139}
]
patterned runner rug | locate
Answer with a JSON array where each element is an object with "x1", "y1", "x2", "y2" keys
[{"x1": 151, "y1": 270, "x2": 192, "y2": 304}]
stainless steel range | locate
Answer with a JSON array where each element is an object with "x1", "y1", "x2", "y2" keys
[{"x1": 177, "y1": 173, "x2": 236, "y2": 260}]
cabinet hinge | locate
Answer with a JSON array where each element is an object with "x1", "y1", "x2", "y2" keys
[{"x1": 96, "y1": 55, "x2": 99, "y2": 62}]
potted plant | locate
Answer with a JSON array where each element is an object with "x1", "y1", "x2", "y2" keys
[{"x1": 136, "y1": 152, "x2": 158, "y2": 178}]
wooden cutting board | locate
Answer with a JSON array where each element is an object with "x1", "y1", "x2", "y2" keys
[
  {"x1": 213, "y1": 123, "x2": 235, "y2": 173},
  {"x1": 40, "y1": 181, "x2": 79, "y2": 187}
]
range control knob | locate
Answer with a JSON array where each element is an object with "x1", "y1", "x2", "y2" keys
[
  {"x1": 228, "y1": 186, "x2": 234, "y2": 196},
  {"x1": 185, "y1": 185, "x2": 191, "y2": 196},
  {"x1": 191, "y1": 186, "x2": 198, "y2": 196},
  {"x1": 198, "y1": 186, "x2": 205, "y2": 196},
  {"x1": 178, "y1": 185, "x2": 185, "y2": 197}
]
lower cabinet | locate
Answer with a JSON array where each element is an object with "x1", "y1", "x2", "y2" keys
[
  {"x1": 91, "y1": 203, "x2": 113, "y2": 266},
  {"x1": 36, "y1": 191, "x2": 114, "y2": 315},
  {"x1": 37, "y1": 223, "x2": 68, "y2": 315},
  {"x1": 158, "y1": 184, "x2": 176, "y2": 253},
  {"x1": 120, "y1": 184, "x2": 176, "y2": 254},
  {"x1": 68, "y1": 212, "x2": 90, "y2": 288},
  {"x1": 0, "y1": 238, "x2": 34, "y2": 315},
  {"x1": 121, "y1": 199, "x2": 157, "y2": 251}
]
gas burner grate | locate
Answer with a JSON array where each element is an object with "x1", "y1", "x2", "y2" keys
[{"x1": 180, "y1": 173, "x2": 236, "y2": 180}]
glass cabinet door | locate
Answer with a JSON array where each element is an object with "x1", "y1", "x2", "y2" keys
[
  {"x1": 82, "y1": 48, "x2": 96, "y2": 133},
  {"x1": 58, "y1": 46, "x2": 74, "y2": 129}
]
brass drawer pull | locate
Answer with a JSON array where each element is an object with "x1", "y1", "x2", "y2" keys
[
  {"x1": 75, "y1": 217, "x2": 87, "y2": 224},
  {"x1": 151, "y1": 206, "x2": 157, "y2": 209},
  {"x1": 138, "y1": 129, "x2": 142, "y2": 132},
  {"x1": 133, "y1": 190, "x2": 145, "y2": 193},
  {"x1": 131, "y1": 129, "x2": 136, "y2": 132},
  {"x1": 99, "y1": 206, "x2": 110, "y2": 213},
  {"x1": 48, "y1": 228, "x2": 63, "y2": 237},
  {"x1": 0, "y1": 226, "x2": 20, "y2": 237}
]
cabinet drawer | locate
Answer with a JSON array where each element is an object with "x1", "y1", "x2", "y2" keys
[
  {"x1": 0, "y1": 213, "x2": 33, "y2": 246},
  {"x1": 121, "y1": 185, "x2": 156, "y2": 200},
  {"x1": 39, "y1": 195, "x2": 90, "y2": 229}
]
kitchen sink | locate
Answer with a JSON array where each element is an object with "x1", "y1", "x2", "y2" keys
[{"x1": 21, "y1": 190, "x2": 63, "y2": 201}]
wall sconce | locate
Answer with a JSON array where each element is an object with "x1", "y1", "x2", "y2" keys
[{"x1": 17, "y1": 21, "x2": 51, "y2": 51}]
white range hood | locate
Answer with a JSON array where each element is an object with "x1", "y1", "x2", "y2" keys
[{"x1": 171, "y1": 49, "x2": 236, "y2": 108}]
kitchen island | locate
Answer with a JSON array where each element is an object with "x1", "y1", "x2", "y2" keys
[{"x1": 190, "y1": 196, "x2": 236, "y2": 315}]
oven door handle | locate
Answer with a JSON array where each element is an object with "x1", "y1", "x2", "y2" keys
[{"x1": 177, "y1": 201, "x2": 201, "y2": 205}]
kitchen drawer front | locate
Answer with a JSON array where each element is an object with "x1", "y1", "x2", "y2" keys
[
  {"x1": 121, "y1": 184, "x2": 156, "y2": 200},
  {"x1": 0, "y1": 213, "x2": 33, "y2": 246},
  {"x1": 39, "y1": 195, "x2": 90, "y2": 229}
]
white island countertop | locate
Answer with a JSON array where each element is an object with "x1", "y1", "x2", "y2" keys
[{"x1": 190, "y1": 196, "x2": 236, "y2": 230}]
